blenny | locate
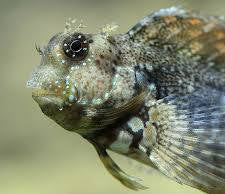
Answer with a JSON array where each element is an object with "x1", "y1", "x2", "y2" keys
[{"x1": 27, "y1": 7, "x2": 225, "y2": 194}]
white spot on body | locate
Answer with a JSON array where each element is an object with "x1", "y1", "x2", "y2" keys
[
  {"x1": 79, "y1": 99, "x2": 88, "y2": 105},
  {"x1": 104, "y1": 92, "x2": 110, "y2": 99},
  {"x1": 110, "y1": 131, "x2": 133, "y2": 154},
  {"x1": 153, "y1": 6, "x2": 186, "y2": 17},
  {"x1": 71, "y1": 86, "x2": 76, "y2": 94},
  {"x1": 178, "y1": 79, "x2": 183, "y2": 84},
  {"x1": 127, "y1": 117, "x2": 144, "y2": 133},
  {"x1": 140, "y1": 16, "x2": 151, "y2": 26},
  {"x1": 92, "y1": 98, "x2": 102, "y2": 105},
  {"x1": 69, "y1": 95, "x2": 75, "y2": 102},
  {"x1": 187, "y1": 85, "x2": 194, "y2": 93},
  {"x1": 129, "y1": 30, "x2": 135, "y2": 36},
  {"x1": 138, "y1": 144, "x2": 147, "y2": 153},
  {"x1": 149, "y1": 83, "x2": 156, "y2": 92}
]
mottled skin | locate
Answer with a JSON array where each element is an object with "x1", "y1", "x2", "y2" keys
[{"x1": 28, "y1": 7, "x2": 225, "y2": 194}]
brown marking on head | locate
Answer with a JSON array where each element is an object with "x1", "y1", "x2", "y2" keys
[
  {"x1": 163, "y1": 16, "x2": 177, "y2": 24},
  {"x1": 215, "y1": 31, "x2": 225, "y2": 39},
  {"x1": 187, "y1": 18, "x2": 202, "y2": 26},
  {"x1": 95, "y1": 59, "x2": 101, "y2": 65},
  {"x1": 187, "y1": 29, "x2": 203, "y2": 38},
  {"x1": 215, "y1": 42, "x2": 225, "y2": 53},
  {"x1": 189, "y1": 41, "x2": 203, "y2": 54}
]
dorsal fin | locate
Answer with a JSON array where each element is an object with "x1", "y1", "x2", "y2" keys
[{"x1": 128, "y1": 7, "x2": 225, "y2": 73}]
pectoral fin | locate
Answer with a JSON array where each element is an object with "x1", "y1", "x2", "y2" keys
[
  {"x1": 90, "y1": 140, "x2": 148, "y2": 191},
  {"x1": 143, "y1": 88, "x2": 225, "y2": 194}
]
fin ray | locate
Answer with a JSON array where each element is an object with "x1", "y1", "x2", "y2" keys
[
  {"x1": 89, "y1": 140, "x2": 148, "y2": 191},
  {"x1": 128, "y1": 7, "x2": 225, "y2": 73},
  {"x1": 145, "y1": 89, "x2": 225, "y2": 193}
]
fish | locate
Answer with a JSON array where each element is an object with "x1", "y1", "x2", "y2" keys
[{"x1": 27, "y1": 7, "x2": 225, "y2": 194}]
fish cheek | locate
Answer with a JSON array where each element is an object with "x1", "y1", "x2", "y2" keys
[{"x1": 69, "y1": 64, "x2": 114, "y2": 104}]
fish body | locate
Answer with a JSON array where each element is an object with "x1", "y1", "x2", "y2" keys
[{"x1": 28, "y1": 7, "x2": 225, "y2": 193}]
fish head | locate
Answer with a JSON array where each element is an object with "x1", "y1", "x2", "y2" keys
[{"x1": 27, "y1": 29, "x2": 138, "y2": 134}]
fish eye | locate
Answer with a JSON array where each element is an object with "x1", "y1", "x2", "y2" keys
[{"x1": 62, "y1": 33, "x2": 89, "y2": 61}]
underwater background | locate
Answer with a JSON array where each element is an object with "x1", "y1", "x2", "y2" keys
[{"x1": 0, "y1": 0, "x2": 225, "y2": 193}]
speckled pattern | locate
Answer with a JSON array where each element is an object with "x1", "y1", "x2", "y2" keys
[{"x1": 28, "y1": 7, "x2": 225, "y2": 194}]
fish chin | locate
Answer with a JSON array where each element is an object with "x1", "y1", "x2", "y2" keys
[{"x1": 32, "y1": 90, "x2": 88, "y2": 133}]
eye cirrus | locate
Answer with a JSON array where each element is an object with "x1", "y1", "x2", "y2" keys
[{"x1": 62, "y1": 33, "x2": 89, "y2": 61}]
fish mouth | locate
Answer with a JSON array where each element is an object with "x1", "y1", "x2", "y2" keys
[
  {"x1": 32, "y1": 89, "x2": 64, "y2": 107},
  {"x1": 32, "y1": 88, "x2": 57, "y2": 98}
]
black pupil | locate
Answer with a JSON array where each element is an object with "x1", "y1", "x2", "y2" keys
[
  {"x1": 62, "y1": 33, "x2": 89, "y2": 60},
  {"x1": 70, "y1": 40, "x2": 82, "y2": 52}
]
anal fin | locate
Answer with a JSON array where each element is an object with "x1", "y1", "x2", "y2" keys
[{"x1": 90, "y1": 140, "x2": 148, "y2": 191}]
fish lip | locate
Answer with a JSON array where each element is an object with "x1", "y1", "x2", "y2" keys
[
  {"x1": 31, "y1": 89, "x2": 64, "y2": 107},
  {"x1": 32, "y1": 95, "x2": 64, "y2": 108},
  {"x1": 31, "y1": 89, "x2": 55, "y2": 97}
]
